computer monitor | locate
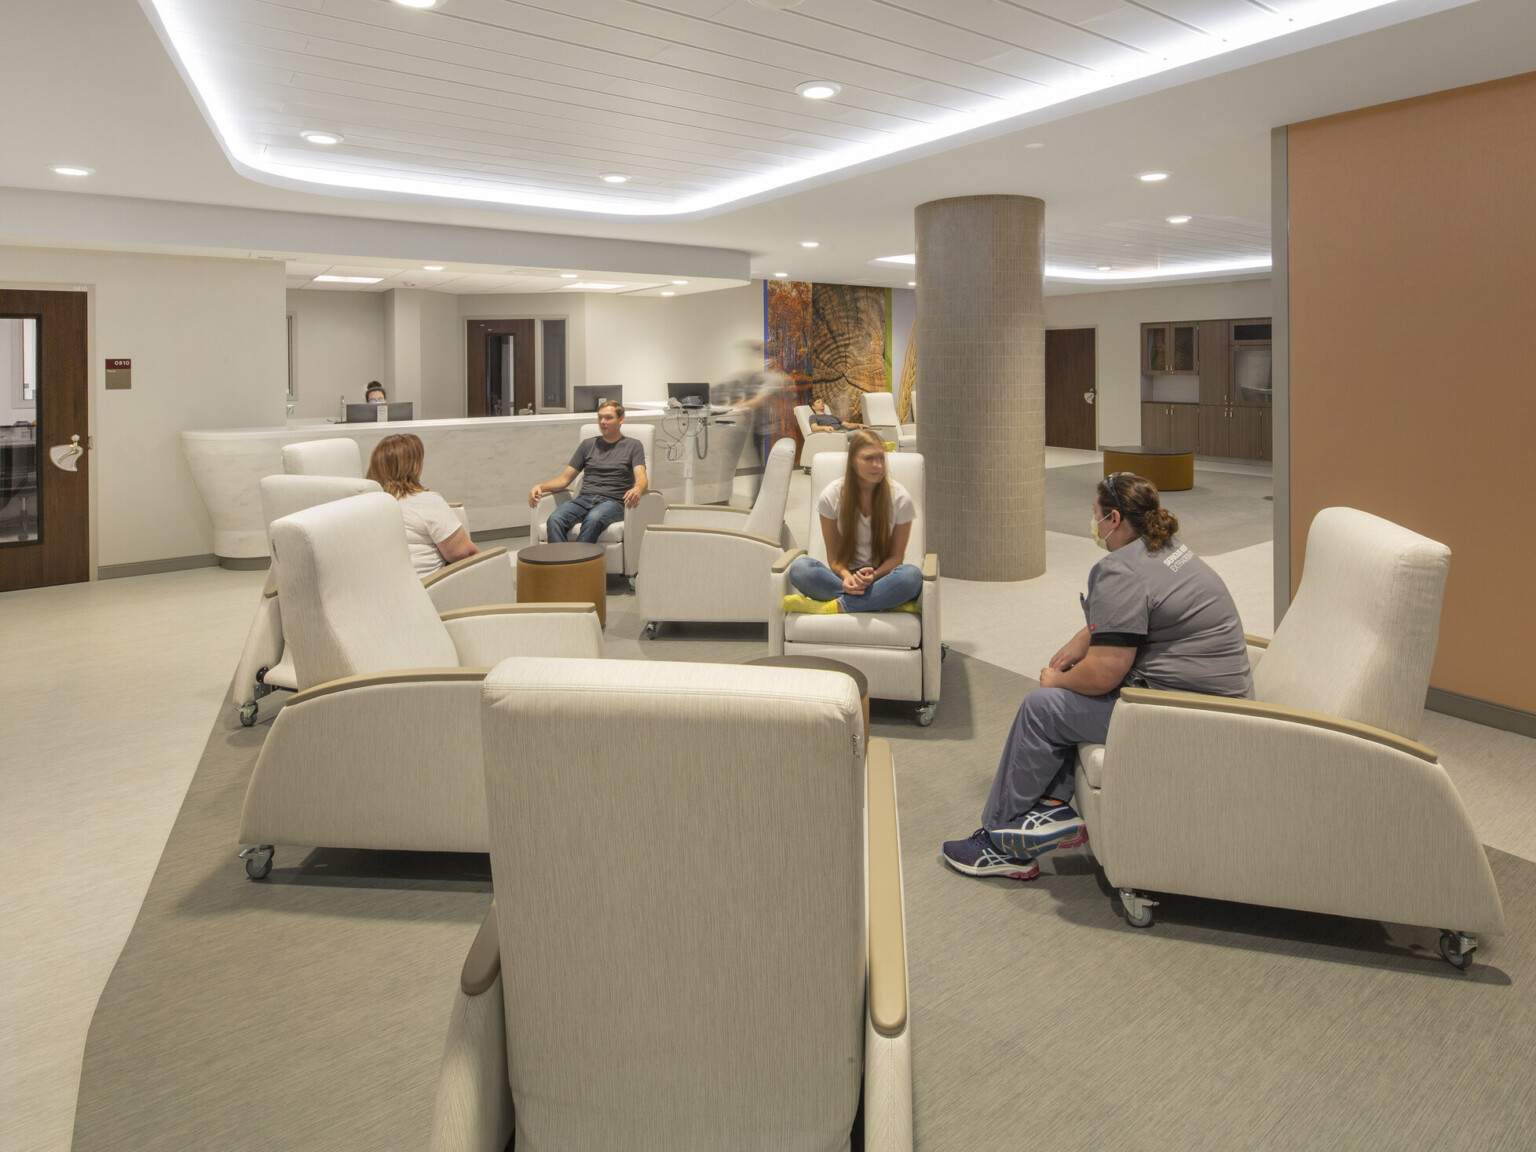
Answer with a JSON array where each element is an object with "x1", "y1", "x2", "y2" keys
[
  {"x1": 573, "y1": 385, "x2": 623, "y2": 412},
  {"x1": 667, "y1": 382, "x2": 710, "y2": 409},
  {"x1": 345, "y1": 402, "x2": 413, "y2": 423}
]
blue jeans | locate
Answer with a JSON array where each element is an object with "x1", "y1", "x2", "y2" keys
[
  {"x1": 981, "y1": 687, "x2": 1119, "y2": 831},
  {"x1": 546, "y1": 492, "x2": 625, "y2": 545},
  {"x1": 787, "y1": 556, "x2": 923, "y2": 613}
]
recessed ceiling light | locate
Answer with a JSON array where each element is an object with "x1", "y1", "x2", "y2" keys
[
  {"x1": 671, "y1": 280, "x2": 688, "y2": 285},
  {"x1": 1138, "y1": 171, "x2": 1170, "y2": 182},
  {"x1": 48, "y1": 165, "x2": 94, "y2": 177},
  {"x1": 872, "y1": 254, "x2": 916, "y2": 266},
  {"x1": 1166, "y1": 215, "x2": 1192, "y2": 224},
  {"x1": 392, "y1": 0, "x2": 442, "y2": 7},
  {"x1": 907, "y1": 281, "x2": 917, "y2": 287},
  {"x1": 795, "y1": 81, "x2": 841, "y2": 100},
  {"x1": 563, "y1": 281, "x2": 624, "y2": 291},
  {"x1": 300, "y1": 130, "x2": 343, "y2": 145},
  {"x1": 600, "y1": 173, "x2": 630, "y2": 184},
  {"x1": 773, "y1": 272, "x2": 789, "y2": 278},
  {"x1": 660, "y1": 291, "x2": 676, "y2": 297},
  {"x1": 423, "y1": 265, "x2": 444, "y2": 270},
  {"x1": 800, "y1": 241, "x2": 819, "y2": 248},
  {"x1": 314, "y1": 275, "x2": 383, "y2": 284},
  {"x1": 1024, "y1": 142, "x2": 1045, "y2": 150}
]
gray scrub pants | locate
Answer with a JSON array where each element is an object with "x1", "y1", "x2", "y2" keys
[{"x1": 981, "y1": 687, "x2": 1119, "y2": 832}]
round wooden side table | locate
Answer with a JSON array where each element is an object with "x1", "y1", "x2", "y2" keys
[
  {"x1": 745, "y1": 654, "x2": 870, "y2": 742},
  {"x1": 1101, "y1": 445, "x2": 1194, "y2": 492},
  {"x1": 516, "y1": 542, "x2": 608, "y2": 627}
]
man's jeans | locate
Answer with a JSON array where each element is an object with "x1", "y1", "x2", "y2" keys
[
  {"x1": 546, "y1": 492, "x2": 625, "y2": 545},
  {"x1": 787, "y1": 556, "x2": 923, "y2": 612}
]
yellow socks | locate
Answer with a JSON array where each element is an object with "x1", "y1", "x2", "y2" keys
[{"x1": 782, "y1": 594, "x2": 840, "y2": 614}]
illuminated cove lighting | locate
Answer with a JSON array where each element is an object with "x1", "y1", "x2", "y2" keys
[
  {"x1": 871, "y1": 253, "x2": 1273, "y2": 282},
  {"x1": 141, "y1": 0, "x2": 1421, "y2": 218}
]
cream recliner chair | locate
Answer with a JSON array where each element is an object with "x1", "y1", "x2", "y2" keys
[
  {"x1": 231, "y1": 475, "x2": 516, "y2": 726},
  {"x1": 284, "y1": 436, "x2": 472, "y2": 530},
  {"x1": 863, "y1": 392, "x2": 916, "y2": 452},
  {"x1": 236, "y1": 492, "x2": 602, "y2": 879},
  {"x1": 429, "y1": 657, "x2": 911, "y2": 1152},
  {"x1": 769, "y1": 452, "x2": 941, "y2": 726},
  {"x1": 530, "y1": 423, "x2": 665, "y2": 586},
  {"x1": 634, "y1": 438, "x2": 794, "y2": 634},
  {"x1": 793, "y1": 403, "x2": 851, "y2": 473},
  {"x1": 1076, "y1": 507, "x2": 1504, "y2": 968}
]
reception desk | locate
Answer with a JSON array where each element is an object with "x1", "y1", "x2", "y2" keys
[{"x1": 182, "y1": 410, "x2": 749, "y2": 560}]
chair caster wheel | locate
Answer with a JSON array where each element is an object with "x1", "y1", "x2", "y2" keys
[
  {"x1": 238, "y1": 702, "x2": 257, "y2": 727},
  {"x1": 1119, "y1": 888, "x2": 1157, "y2": 928},
  {"x1": 239, "y1": 845, "x2": 274, "y2": 880},
  {"x1": 1439, "y1": 930, "x2": 1476, "y2": 970},
  {"x1": 644, "y1": 622, "x2": 660, "y2": 639},
  {"x1": 915, "y1": 703, "x2": 935, "y2": 727}
]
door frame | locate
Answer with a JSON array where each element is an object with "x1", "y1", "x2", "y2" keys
[{"x1": 1044, "y1": 325, "x2": 1098, "y2": 450}]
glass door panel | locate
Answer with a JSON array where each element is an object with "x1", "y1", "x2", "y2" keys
[{"x1": 1, "y1": 317, "x2": 40, "y2": 545}]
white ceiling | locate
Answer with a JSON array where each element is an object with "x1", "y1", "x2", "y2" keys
[{"x1": 2, "y1": 0, "x2": 1532, "y2": 293}]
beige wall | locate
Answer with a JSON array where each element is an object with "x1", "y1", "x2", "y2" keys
[
  {"x1": 585, "y1": 283, "x2": 762, "y2": 405},
  {"x1": 1044, "y1": 279, "x2": 1272, "y2": 446},
  {"x1": 285, "y1": 289, "x2": 386, "y2": 419},
  {"x1": 1, "y1": 247, "x2": 286, "y2": 569},
  {"x1": 1287, "y1": 71, "x2": 1536, "y2": 712}
]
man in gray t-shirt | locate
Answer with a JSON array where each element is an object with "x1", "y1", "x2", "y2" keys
[
  {"x1": 942, "y1": 471, "x2": 1252, "y2": 881},
  {"x1": 529, "y1": 402, "x2": 649, "y2": 545}
]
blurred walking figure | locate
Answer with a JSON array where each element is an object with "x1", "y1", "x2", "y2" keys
[{"x1": 729, "y1": 341, "x2": 790, "y2": 471}]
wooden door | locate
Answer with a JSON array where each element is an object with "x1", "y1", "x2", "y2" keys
[
  {"x1": 0, "y1": 291, "x2": 89, "y2": 592},
  {"x1": 1197, "y1": 320, "x2": 1228, "y2": 405},
  {"x1": 1141, "y1": 402, "x2": 1170, "y2": 448},
  {"x1": 466, "y1": 319, "x2": 535, "y2": 416},
  {"x1": 1044, "y1": 328, "x2": 1096, "y2": 449},
  {"x1": 1170, "y1": 404, "x2": 1199, "y2": 452}
]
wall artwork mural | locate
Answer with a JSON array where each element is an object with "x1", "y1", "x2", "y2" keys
[{"x1": 764, "y1": 279, "x2": 812, "y2": 388}]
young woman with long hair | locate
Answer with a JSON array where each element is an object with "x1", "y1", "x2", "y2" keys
[
  {"x1": 785, "y1": 429, "x2": 923, "y2": 613},
  {"x1": 365, "y1": 433, "x2": 479, "y2": 576}
]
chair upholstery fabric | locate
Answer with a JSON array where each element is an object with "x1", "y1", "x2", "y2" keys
[
  {"x1": 532, "y1": 424, "x2": 663, "y2": 575},
  {"x1": 793, "y1": 404, "x2": 852, "y2": 470},
  {"x1": 862, "y1": 392, "x2": 916, "y2": 451},
  {"x1": 1073, "y1": 506, "x2": 1503, "y2": 941},
  {"x1": 473, "y1": 658, "x2": 875, "y2": 1152},
  {"x1": 634, "y1": 438, "x2": 794, "y2": 626},
  {"x1": 282, "y1": 438, "x2": 363, "y2": 477}
]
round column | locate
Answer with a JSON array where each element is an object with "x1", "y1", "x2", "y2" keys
[{"x1": 915, "y1": 194, "x2": 1046, "y2": 581}]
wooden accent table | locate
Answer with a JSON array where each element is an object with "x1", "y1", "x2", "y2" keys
[
  {"x1": 1102, "y1": 444, "x2": 1194, "y2": 492},
  {"x1": 516, "y1": 542, "x2": 608, "y2": 627},
  {"x1": 745, "y1": 655, "x2": 870, "y2": 741}
]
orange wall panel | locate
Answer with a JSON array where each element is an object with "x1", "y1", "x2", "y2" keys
[{"x1": 1287, "y1": 71, "x2": 1536, "y2": 711}]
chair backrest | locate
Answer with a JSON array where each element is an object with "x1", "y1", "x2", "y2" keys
[
  {"x1": 792, "y1": 404, "x2": 813, "y2": 438},
  {"x1": 283, "y1": 438, "x2": 363, "y2": 477},
  {"x1": 1256, "y1": 506, "x2": 1450, "y2": 741},
  {"x1": 742, "y1": 437, "x2": 795, "y2": 541},
  {"x1": 807, "y1": 450, "x2": 927, "y2": 564},
  {"x1": 863, "y1": 390, "x2": 900, "y2": 429},
  {"x1": 479, "y1": 657, "x2": 865, "y2": 1151},
  {"x1": 574, "y1": 424, "x2": 655, "y2": 495},
  {"x1": 268, "y1": 492, "x2": 459, "y2": 690},
  {"x1": 258, "y1": 474, "x2": 380, "y2": 583}
]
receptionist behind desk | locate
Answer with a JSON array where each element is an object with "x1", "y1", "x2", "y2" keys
[{"x1": 365, "y1": 382, "x2": 387, "y2": 404}]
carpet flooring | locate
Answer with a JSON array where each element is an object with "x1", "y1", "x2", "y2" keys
[
  {"x1": 73, "y1": 637, "x2": 1536, "y2": 1151},
  {"x1": 1047, "y1": 462, "x2": 1274, "y2": 554}
]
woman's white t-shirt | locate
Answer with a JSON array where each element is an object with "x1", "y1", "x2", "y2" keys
[
  {"x1": 397, "y1": 490, "x2": 463, "y2": 576},
  {"x1": 816, "y1": 478, "x2": 915, "y2": 570}
]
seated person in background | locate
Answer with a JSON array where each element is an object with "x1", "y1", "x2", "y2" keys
[
  {"x1": 785, "y1": 429, "x2": 922, "y2": 613},
  {"x1": 366, "y1": 433, "x2": 479, "y2": 577},
  {"x1": 941, "y1": 472, "x2": 1253, "y2": 881},
  {"x1": 807, "y1": 396, "x2": 869, "y2": 433},
  {"x1": 529, "y1": 401, "x2": 648, "y2": 544},
  {"x1": 365, "y1": 382, "x2": 387, "y2": 405}
]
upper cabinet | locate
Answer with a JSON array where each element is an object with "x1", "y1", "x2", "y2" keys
[{"x1": 1142, "y1": 321, "x2": 1199, "y2": 374}]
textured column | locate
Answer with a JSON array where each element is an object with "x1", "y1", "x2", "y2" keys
[{"x1": 916, "y1": 195, "x2": 1045, "y2": 581}]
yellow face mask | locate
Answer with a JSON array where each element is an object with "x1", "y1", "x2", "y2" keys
[{"x1": 1090, "y1": 513, "x2": 1113, "y2": 549}]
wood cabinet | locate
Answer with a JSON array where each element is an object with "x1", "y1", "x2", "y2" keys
[
  {"x1": 1142, "y1": 322, "x2": 1199, "y2": 374},
  {"x1": 1198, "y1": 320, "x2": 1228, "y2": 405},
  {"x1": 1198, "y1": 404, "x2": 1266, "y2": 458},
  {"x1": 1142, "y1": 402, "x2": 1198, "y2": 451},
  {"x1": 1259, "y1": 408, "x2": 1272, "y2": 462}
]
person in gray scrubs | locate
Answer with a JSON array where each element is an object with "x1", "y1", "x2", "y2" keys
[{"x1": 942, "y1": 472, "x2": 1253, "y2": 880}]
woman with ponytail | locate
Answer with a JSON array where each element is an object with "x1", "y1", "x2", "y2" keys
[
  {"x1": 785, "y1": 429, "x2": 922, "y2": 613},
  {"x1": 943, "y1": 471, "x2": 1252, "y2": 880}
]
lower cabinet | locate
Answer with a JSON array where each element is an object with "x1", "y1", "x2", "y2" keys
[
  {"x1": 1141, "y1": 402, "x2": 1198, "y2": 451},
  {"x1": 1198, "y1": 404, "x2": 1266, "y2": 459}
]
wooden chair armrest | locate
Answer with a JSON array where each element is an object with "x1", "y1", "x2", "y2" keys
[
  {"x1": 772, "y1": 547, "x2": 808, "y2": 575},
  {"x1": 645, "y1": 524, "x2": 781, "y2": 548},
  {"x1": 439, "y1": 603, "x2": 594, "y2": 622},
  {"x1": 921, "y1": 553, "x2": 938, "y2": 581},
  {"x1": 420, "y1": 546, "x2": 508, "y2": 588},
  {"x1": 461, "y1": 902, "x2": 501, "y2": 996},
  {"x1": 1243, "y1": 633, "x2": 1270, "y2": 649},
  {"x1": 285, "y1": 668, "x2": 491, "y2": 708},
  {"x1": 1116, "y1": 687, "x2": 1436, "y2": 762},
  {"x1": 867, "y1": 738, "x2": 907, "y2": 1037}
]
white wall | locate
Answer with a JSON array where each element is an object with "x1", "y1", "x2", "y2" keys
[
  {"x1": 459, "y1": 294, "x2": 587, "y2": 412},
  {"x1": 1045, "y1": 278, "x2": 1273, "y2": 446},
  {"x1": 1, "y1": 246, "x2": 286, "y2": 568},
  {"x1": 419, "y1": 291, "x2": 462, "y2": 419},
  {"x1": 286, "y1": 289, "x2": 386, "y2": 419},
  {"x1": 584, "y1": 282, "x2": 762, "y2": 405}
]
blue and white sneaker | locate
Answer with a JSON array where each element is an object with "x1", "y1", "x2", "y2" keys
[
  {"x1": 990, "y1": 801, "x2": 1088, "y2": 860},
  {"x1": 940, "y1": 828, "x2": 1040, "y2": 880}
]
